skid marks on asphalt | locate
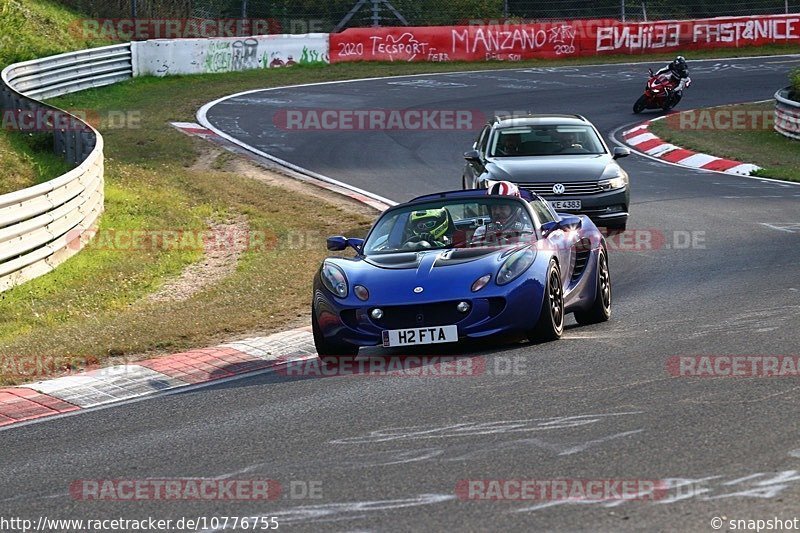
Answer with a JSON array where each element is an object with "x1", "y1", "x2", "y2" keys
[
  {"x1": 513, "y1": 470, "x2": 800, "y2": 513},
  {"x1": 237, "y1": 494, "x2": 456, "y2": 528},
  {"x1": 677, "y1": 384, "x2": 800, "y2": 405},
  {"x1": 759, "y1": 222, "x2": 800, "y2": 233},
  {"x1": 683, "y1": 304, "x2": 800, "y2": 339},
  {"x1": 327, "y1": 411, "x2": 642, "y2": 445}
]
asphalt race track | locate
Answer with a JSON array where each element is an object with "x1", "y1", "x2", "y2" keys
[{"x1": 3, "y1": 55, "x2": 800, "y2": 532}]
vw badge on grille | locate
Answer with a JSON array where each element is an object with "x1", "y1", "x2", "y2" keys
[
  {"x1": 414, "y1": 286, "x2": 424, "y2": 293},
  {"x1": 552, "y1": 183, "x2": 566, "y2": 195}
]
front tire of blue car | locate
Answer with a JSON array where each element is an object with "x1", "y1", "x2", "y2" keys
[
  {"x1": 528, "y1": 259, "x2": 564, "y2": 343},
  {"x1": 312, "y1": 309, "x2": 359, "y2": 364},
  {"x1": 574, "y1": 248, "x2": 612, "y2": 326}
]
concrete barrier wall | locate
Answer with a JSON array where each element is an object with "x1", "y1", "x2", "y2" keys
[{"x1": 133, "y1": 34, "x2": 329, "y2": 76}]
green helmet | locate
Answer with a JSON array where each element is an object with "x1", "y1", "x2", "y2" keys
[{"x1": 409, "y1": 208, "x2": 449, "y2": 241}]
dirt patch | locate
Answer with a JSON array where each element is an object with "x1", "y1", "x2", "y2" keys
[
  {"x1": 147, "y1": 145, "x2": 375, "y2": 305},
  {"x1": 148, "y1": 215, "x2": 250, "y2": 303}
]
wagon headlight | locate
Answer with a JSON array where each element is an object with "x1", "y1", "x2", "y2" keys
[
  {"x1": 598, "y1": 169, "x2": 628, "y2": 191},
  {"x1": 321, "y1": 262, "x2": 348, "y2": 298},
  {"x1": 496, "y1": 248, "x2": 536, "y2": 286}
]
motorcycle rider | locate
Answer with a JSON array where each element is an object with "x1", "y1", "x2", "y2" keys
[{"x1": 655, "y1": 55, "x2": 691, "y2": 107}]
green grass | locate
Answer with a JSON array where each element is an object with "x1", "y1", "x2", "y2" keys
[
  {"x1": 649, "y1": 102, "x2": 800, "y2": 183},
  {"x1": 0, "y1": 133, "x2": 75, "y2": 194},
  {"x1": 0, "y1": 0, "x2": 111, "y2": 67},
  {"x1": 0, "y1": 0, "x2": 113, "y2": 194},
  {"x1": 1, "y1": 40, "x2": 799, "y2": 383}
]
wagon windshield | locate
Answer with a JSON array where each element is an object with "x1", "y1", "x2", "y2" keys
[
  {"x1": 363, "y1": 198, "x2": 535, "y2": 255},
  {"x1": 489, "y1": 125, "x2": 606, "y2": 156}
]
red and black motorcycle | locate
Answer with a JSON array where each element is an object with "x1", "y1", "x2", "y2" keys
[{"x1": 633, "y1": 69, "x2": 688, "y2": 114}]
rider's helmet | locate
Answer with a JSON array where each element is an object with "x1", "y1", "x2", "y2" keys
[
  {"x1": 486, "y1": 181, "x2": 526, "y2": 230},
  {"x1": 671, "y1": 55, "x2": 688, "y2": 77},
  {"x1": 487, "y1": 180, "x2": 521, "y2": 197},
  {"x1": 408, "y1": 208, "x2": 450, "y2": 242}
]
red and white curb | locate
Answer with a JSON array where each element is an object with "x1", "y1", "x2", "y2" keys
[
  {"x1": 171, "y1": 121, "x2": 219, "y2": 139},
  {"x1": 0, "y1": 328, "x2": 317, "y2": 429},
  {"x1": 621, "y1": 118, "x2": 761, "y2": 175}
]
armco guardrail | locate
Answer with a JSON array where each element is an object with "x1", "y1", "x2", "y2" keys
[
  {"x1": 775, "y1": 87, "x2": 800, "y2": 141},
  {"x1": 0, "y1": 43, "x2": 133, "y2": 292}
]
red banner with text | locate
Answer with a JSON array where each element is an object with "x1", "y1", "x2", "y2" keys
[{"x1": 330, "y1": 14, "x2": 800, "y2": 64}]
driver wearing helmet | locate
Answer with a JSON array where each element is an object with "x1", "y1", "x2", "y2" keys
[
  {"x1": 403, "y1": 208, "x2": 452, "y2": 249},
  {"x1": 472, "y1": 181, "x2": 534, "y2": 242},
  {"x1": 656, "y1": 55, "x2": 691, "y2": 105}
]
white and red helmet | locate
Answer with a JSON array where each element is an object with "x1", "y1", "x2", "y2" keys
[{"x1": 487, "y1": 180, "x2": 521, "y2": 197}]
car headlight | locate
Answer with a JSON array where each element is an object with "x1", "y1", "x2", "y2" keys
[
  {"x1": 598, "y1": 172, "x2": 628, "y2": 191},
  {"x1": 496, "y1": 247, "x2": 536, "y2": 286},
  {"x1": 321, "y1": 262, "x2": 348, "y2": 298}
]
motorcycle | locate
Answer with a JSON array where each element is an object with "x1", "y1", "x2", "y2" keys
[{"x1": 633, "y1": 68, "x2": 688, "y2": 114}]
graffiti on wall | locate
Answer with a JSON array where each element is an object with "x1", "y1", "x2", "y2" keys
[
  {"x1": 202, "y1": 39, "x2": 328, "y2": 73},
  {"x1": 203, "y1": 38, "x2": 261, "y2": 73}
]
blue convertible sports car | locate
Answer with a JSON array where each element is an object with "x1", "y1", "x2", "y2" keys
[{"x1": 312, "y1": 185, "x2": 611, "y2": 361}]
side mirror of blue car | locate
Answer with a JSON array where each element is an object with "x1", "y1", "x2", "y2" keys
[
  {"x1": 540, "y1": 221, "x2": 559, "y2": 237},
  {"x1": 326, "y1": 236, "x2": 348, "y2": 251},
  {"x1": 346, "y1": 238, "x2": 365, "y2": 252},
  {"x1": 327, "y1": 236, "x2": 365, "y2": 253},
  {"x1": 558, "y1": 215, "x2": 583, "y2": 231},
  {"x1": 541, "y1": 216, "x2": 582, "y2": 237}
]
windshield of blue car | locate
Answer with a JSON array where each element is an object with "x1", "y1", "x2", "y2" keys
[
  {"x1": 489, "y1": 125, "x2": 606, "y2": 157},
  {"x1": 362, "y1": 199, "x2": 536, "y2": 255}
]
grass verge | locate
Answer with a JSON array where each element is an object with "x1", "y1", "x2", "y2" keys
[
  {"x1": 0, "y1": 133, "x2": 75, "y2": 194},
  {"x1": 648, "y1": 101, "x2": 800, "y2": 183},
  {"x1": 0, "y1": 0, "x2": 114, "y2": 193},
  {"x1": 0, "y1": 44, "x2": 799, "y2": 384}
]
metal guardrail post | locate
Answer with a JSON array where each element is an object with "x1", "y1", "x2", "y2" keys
[
  {"x1": 54, "y1": 130, "x2": 64, "y2": 156},
  {"x1": 80, "y1": 130, "x2": 94, "y2": 161},
  {"x1": 64, "y1": 130, "x2": 76, "y2": 163}
]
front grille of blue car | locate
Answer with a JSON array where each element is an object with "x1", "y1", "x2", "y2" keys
[
  {"x1": 376, "y1": 302, "x2": 468, "y2": 329},
  {"x1": 357, "y1": 298, "x2": 506, "y2": 330}
]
